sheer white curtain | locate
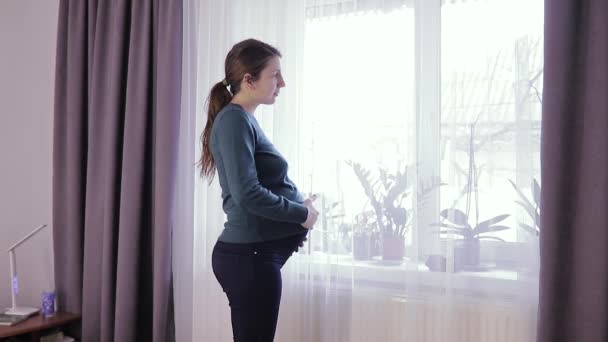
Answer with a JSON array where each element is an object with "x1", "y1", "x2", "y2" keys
[
  {"x1": 176, "y1": 0, "x2": 543, "y2": 341},
  {"x1": 172, "y1": 1, "x2": 199, "y2": 341},
  {"x1": 188, "y1": 1, "x2": 307, "y2": 341}
]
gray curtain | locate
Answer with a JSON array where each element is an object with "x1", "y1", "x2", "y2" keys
[
  {"x1": 539, "y1": 1, "x2": 608, "y2": 342},
  {"x1": 52, "y1": 1, "x2": 182, "y2": 341}
]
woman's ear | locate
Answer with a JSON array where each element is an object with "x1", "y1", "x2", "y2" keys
[{"x1": 242, "y1": 73, "x2": 255, "y2": 90}]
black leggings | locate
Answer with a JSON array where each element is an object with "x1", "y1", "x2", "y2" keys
[{"x1": 212, "y1": 233, "x2": 307, "y2": 342}]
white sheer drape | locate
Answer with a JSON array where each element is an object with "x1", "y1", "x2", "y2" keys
[
  {"x1": 175, "y1": 0, "x2": 543, "y2": 341},
  {"x1": 172, "y1": 0, "x2": 199, "y2": 341}
]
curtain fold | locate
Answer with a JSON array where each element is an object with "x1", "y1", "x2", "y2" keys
[
  {"x1": 538, "y1": 1, "x2": 608, "y2": 342},
  {"x1": 52, "y1": 1, "x2": 182, "y2": 341}
]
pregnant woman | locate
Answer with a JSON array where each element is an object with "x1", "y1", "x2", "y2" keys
[{"x1": 198, "y1": 38, "x2": 319, "y2": 342}]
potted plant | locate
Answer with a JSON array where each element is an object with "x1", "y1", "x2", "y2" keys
[
  {"x1": 434, "y1": 117, "x2": 511, "y2": 269},
  {"x1": 435, "y1": 208, "x2": 510, "y2": 268},
  {"x1": 347, "y1": 161, "x2": 411, "y2": 262},
  {"x1": 351, "y1": 210, "x2": 379, "y2": 260}
]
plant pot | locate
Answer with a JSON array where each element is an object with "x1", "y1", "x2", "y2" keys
[
  {"x1": 454, "y1": 239, "x2": 480, "y2": 270},
  {"x1": 425, "y1": 255, "x2": 447, "y2": 272},
  {"x1": 381, "y1": 234, "x2": 405, "y2": 261},
  {"x1": 353, "y1": 233, "x2": 373, "y2": 260}
]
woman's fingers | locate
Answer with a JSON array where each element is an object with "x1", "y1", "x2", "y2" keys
[{"x1": 302, "y1": 195, "x2": 320, "y2": 230}]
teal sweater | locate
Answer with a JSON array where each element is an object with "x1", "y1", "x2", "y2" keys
[{"x1": 210, "y1": 103, "x2": 309, "y2": 243}]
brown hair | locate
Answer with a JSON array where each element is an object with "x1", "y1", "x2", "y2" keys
[{"x1": 198, "y1": 39, "x2": 282, "y2": 180}]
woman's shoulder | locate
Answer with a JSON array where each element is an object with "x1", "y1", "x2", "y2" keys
[
  {"x1": 215, "y1": 104, "x2": 251, "y2": 126},
  {"x1": 213, "y1": 104, "x2": 251, "y2": 126},
  {"x1": 212, "y1": 104, "x2": 257, "y2": 140}
]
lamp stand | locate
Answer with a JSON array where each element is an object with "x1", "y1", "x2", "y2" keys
[{"x1": 4, "y1": 225, "x2": 48, "y2": 316}]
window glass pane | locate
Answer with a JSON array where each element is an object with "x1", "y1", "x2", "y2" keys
[
  {"x1": 302, "y1": 8, "x2": 416, "y2": 257},
  {"x1": 441, "y1": 0, "x2": 543, "y2": 244}
]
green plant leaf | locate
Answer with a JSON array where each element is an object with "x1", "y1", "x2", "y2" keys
[
  {"x1": 430, "y1": 222, "x2": 465, "y2": 229},
  {"x1": 519, "y1": 223, "x2": 540, "y2": 236},
  {"x1": 388, "y1": 207, "x2": 408, "y2": 227},
  {"x1": 385, "y1": 170, "x2": 409, "y2": 204},
  {"x1": 508, "y1": 179, "x2": 536, "y2": 214},
  {"x1": 475, "y1": 224, "x2": 510, "y2": 235},
  {"x1": 379, "y1": 167, "x2": 390, "y2": 190},
  {"x1": 440, "y1": 209, "x2": 470, "y2": 227},
  {"x1": 515, "y1": 200, "x2": 540, "y2": 229},
  {"x1": 475, "y1": 214, "x2": 510, "y2": 232},
  {"x1": 477, "y1": 236, "x2": 506, "y2": 242},
  {"x1": 514, "y1": 200, "x2": 536, "y2": 217},
  {"x1": 532, "y1": 178, "x2": 541, "y2": 208}
]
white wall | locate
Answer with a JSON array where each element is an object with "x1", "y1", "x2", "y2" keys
[{"x1": 0, "y1": 0, "x2": 60, "y2": 309}]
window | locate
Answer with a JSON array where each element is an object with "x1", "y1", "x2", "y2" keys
[{"x1": 297, "y1": 0, "x2": 543, "y2": 289}]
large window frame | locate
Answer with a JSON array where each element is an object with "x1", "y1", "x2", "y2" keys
[{"x1": 296, "y1": 0, "x2": 541, "y2": 298}]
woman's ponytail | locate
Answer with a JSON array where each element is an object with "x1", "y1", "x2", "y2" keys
[{"x1": 198, "y1": 81, "x2": 233, "y2": 180}]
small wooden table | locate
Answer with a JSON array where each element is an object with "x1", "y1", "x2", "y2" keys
[{"x1": 0, "y1": 312, "x2": 80, "y2": 341}]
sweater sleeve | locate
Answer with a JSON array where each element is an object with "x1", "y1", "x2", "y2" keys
[{"x1": 214, "y1": 110, "x2": 308, "y2": 224}]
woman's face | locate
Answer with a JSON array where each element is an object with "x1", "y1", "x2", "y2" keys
[{"x1": 249, "y1": 56, "x2": 285, "y2": 105}]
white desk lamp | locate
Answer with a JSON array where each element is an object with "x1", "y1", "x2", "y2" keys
[{"x1": 5, "y1": 224, "x2": 48, "y2": 316}]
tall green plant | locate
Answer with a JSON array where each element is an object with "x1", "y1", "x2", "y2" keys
[
  {"x1": 346, "y1": 161, "x2": 411, "y2": 239},
  {"x1": 436, "y1": 117, "x2": 511, "y2": 241}
]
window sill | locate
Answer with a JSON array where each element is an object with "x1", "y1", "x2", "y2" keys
[{"x1": 289, "y1": 251, "x2": 539, "y2": 304}]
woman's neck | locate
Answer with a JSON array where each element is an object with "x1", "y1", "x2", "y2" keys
[{"x1": 231, "y1": 94, "x2": 258, "y2": 114}]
